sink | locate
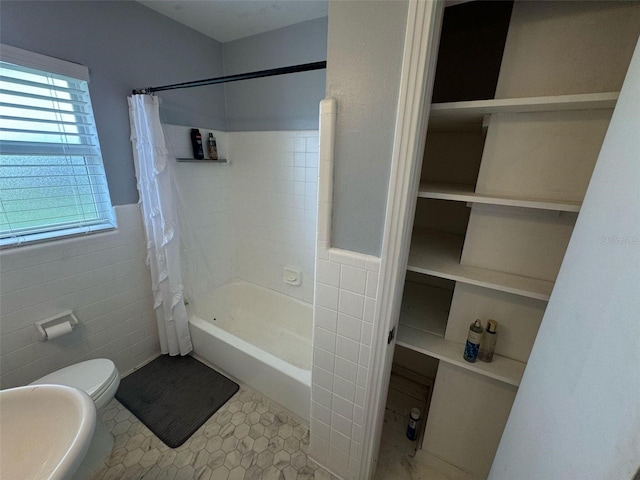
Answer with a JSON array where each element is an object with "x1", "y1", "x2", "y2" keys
[{"x1": 0, "y1": 384, "x2": 96, "y2": 480}]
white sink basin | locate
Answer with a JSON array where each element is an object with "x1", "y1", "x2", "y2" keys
[{"x1": 0, "y1": 384, "x2": 96, "y2": 480}]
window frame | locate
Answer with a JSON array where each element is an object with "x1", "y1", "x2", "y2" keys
[{"x1": 0, "y1": 44, "x2": 116, "y2": 248}]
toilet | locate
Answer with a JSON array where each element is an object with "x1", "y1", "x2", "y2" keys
[{"x1": 31, "y1": 359, "x2": 120, "y2": 479}]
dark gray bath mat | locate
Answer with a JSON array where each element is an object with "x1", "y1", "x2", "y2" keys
[{"x1": 115, "y1": 354, "x2": 239, "y2": 448}]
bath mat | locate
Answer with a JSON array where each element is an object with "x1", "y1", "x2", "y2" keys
[{"x1": 115, "y1": 355, "x2": 239, "y2": 448}]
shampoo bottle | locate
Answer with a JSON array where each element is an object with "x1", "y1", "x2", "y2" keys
[
  {"x1": 207, "y1": 133, "x2": 218, "y2": 160},
  {"x1": 463, "y1": 319, "x2": 484, "y2": 363},
  {"x1": 190, "y1": 128, "x2": 204, "y2": 159},
  {"x1": 478, "y1": 319, "x2": 498, "y2": 363}
]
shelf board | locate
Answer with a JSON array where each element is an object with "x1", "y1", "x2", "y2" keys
[
  {"x1": 407, "y1": 229, "x2": 553, "y2": 301},
  {"x1": 429, "y1": 91, "x2": 619, "y2": 127},
  {"x1": 177, "y1": 158, "x2": 228, "y2": 163},
  {"x1": 418, "y1": 182, "x2": 582, "y2": 212},
  {"x1": 396, "y1": 323, "x2": 526, "y2": 387}
]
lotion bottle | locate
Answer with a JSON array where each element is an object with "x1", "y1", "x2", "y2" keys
[
  {"x1": 478, "y1": 319, "x2": 498, "y2": 363},
  {"x1": 463, "y1": 319, "x2": 483, "y2": 363},
  {"x1": 207, "y1": 133, "x2": 218, "y2": 160}
]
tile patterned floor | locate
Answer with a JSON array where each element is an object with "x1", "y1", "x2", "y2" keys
[{"x1": 89, "y1": 384, "x2": 339, "y2": 480}]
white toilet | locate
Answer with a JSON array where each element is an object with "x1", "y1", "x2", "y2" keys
[{"x1": 31, "y1": 359, "x2": 120, "y2": 479}]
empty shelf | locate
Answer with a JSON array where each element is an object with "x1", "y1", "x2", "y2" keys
[
  {"x1": 407, "y1": 229, "x2": 554, "y2": 301},
  {"x1": 429, "y1": 91, "x2": 619, "y2": 128},
  {"x1": 418, "y1": 182, "x2": 582, "y2": 212}
]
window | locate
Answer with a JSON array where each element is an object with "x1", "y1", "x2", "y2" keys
[{"x1": 0, "y1": 45, "x2": 115, "y2": 247}]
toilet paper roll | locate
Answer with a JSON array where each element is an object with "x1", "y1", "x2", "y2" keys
[{"x1": 44, "y1": 321, "x2": 73, "y2": 340}]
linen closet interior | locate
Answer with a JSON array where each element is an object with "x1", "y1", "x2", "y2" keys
[{"x1": 379, "y1": 1, "x2": 640, "y2": 479}]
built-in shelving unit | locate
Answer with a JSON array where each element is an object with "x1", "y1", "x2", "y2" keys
[
  {"x1": 401, "y1": 89, "x2": 615, "y2": 386},
  {"x1": 389, "y1": 2, "x2": 638, "y2": 477}
]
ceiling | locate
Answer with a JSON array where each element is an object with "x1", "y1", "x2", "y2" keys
[{"x1": 137, "y1": 0, "x2": 328, "y2": 43}]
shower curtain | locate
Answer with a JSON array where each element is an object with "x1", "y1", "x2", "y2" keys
[{"x1": 128, "y1": 94, "x2": 192, "y2": 356}]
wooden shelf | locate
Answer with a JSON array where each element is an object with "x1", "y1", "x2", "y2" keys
[
  {"x1": 418, "y1": 182, "x2": 581, "y2": 212},
  {"x1": 429, "y1": 91, "x2": 618, "y2": 128},
  {"x1": 407, "y1": 229, "x2": 553, "y2": 301},
  {"x1": 396, "y1": 323, "x2": 526, "y2": 387},
  {"x1": 177, "y1": 158, "x2": 228, "y2": 163}
]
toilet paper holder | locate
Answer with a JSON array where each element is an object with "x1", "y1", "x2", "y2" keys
[{"x1": 35, "y1": 310, "x2": 79, "y2": 341}]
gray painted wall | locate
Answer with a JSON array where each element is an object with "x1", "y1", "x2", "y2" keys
[
  {"x1": 326, "y1": 0, "x2": 408, "y2": 256},
  {"x1": 222, "y1": 17, "x2": 327, "y2": 131},
  {"x1": 0, "y1": 1, "x2": 226, "y2": 205}
]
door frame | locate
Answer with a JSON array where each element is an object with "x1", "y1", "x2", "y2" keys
[{"x1": 358, "y1": 0, "x2": 445, "y2": 477}]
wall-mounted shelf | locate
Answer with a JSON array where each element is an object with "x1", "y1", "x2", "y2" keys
[
  {"x1": 407, "y1": 229, "x2": 554, "y2": 301},
  {"x1": 177, "y1": 158, "x2": 229, "y2": 163},
  {"x1": 418, "y1": 182, "x2": 582, "y2": 212}
]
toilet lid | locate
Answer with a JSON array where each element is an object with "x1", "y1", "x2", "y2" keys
[{"x1": 31, "y1": 359, "x2": 118, "y2": 401}]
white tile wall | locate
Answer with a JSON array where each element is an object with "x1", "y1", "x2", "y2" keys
[
  {"x1": 310, "y1": 248, "x2": 380, "y2": 479},
  {"x1": 166, "y1": 125, "x2": 318, "y2": 306},
  {"x1": 309, "y1": 99, "x2": 381, "y2": 480},
  {"x1": 164, "y1": 125, "x2": 236, "y2": 300},
  {"x1": 0, "y1": 205, "x2": 160, "y2": 388},
  {"x1": 229, "y1": 131, "x2": 318, "y2": 304}
]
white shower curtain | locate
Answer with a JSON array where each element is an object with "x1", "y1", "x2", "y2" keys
[{"x1": 128, "y1": 94, "x2": 193, "y2": 356}]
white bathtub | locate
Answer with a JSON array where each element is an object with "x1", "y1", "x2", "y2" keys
[{"x1": 188, "y1": 279, "x2": 312, "y2": 421}]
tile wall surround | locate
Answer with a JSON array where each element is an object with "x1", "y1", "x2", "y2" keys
[
  {"x1": 229, "y1": 131, "x2": 318, "y2": 305},
  {"x1": 310, "y1": 248, "x2": 380, "y2": 479},
  {"x1": 0, "y1": 204, "x2": 160, "y2": 389},
  {"x1": 308, "y1": 99, "x2": 381, "y2": 480},
  {"x1": 166, "y1": 125, "x2": 318, "y2": 305}
]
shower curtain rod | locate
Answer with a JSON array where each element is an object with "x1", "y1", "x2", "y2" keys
[{"x1": 132, "y1": 61, "x2": 326, "y2": 95}]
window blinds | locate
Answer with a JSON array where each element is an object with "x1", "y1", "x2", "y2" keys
[{"x1": 0, "y1": 53, "x2": 115, "y2": 247}]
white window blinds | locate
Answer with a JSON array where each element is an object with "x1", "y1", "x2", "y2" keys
[{"x1": 0, "y1": 45, "x2": 115, "y2": 247}]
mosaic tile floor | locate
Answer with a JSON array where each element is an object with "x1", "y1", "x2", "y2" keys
[{"x1": 89, "y1": 384, "x2": 339, "y2": 480}]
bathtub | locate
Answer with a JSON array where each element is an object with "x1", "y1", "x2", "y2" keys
[{"x1": 188, "y1": 279, "x2": 312, "y2": 421}]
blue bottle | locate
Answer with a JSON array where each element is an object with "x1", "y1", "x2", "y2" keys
[
  {"x1": 406, "y1": 407, "x2": 421, "y2": 441},
  {"x1": 463, "y1": 319, "x2": 484, "y2": 363}
]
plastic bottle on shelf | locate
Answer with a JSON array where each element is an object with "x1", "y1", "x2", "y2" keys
[
  {"x1": 463, "y1": 319, "x2": 484, "y2": 363},
  {"x1": 207, "y1": 133, "x2": 218, "y2": 160},
  {"x1": 478, "y1": 319, "x2": 498, "y2": 363},
  {"x1": 190, "y1": 128, "x2": 204, "y2": 159}
]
